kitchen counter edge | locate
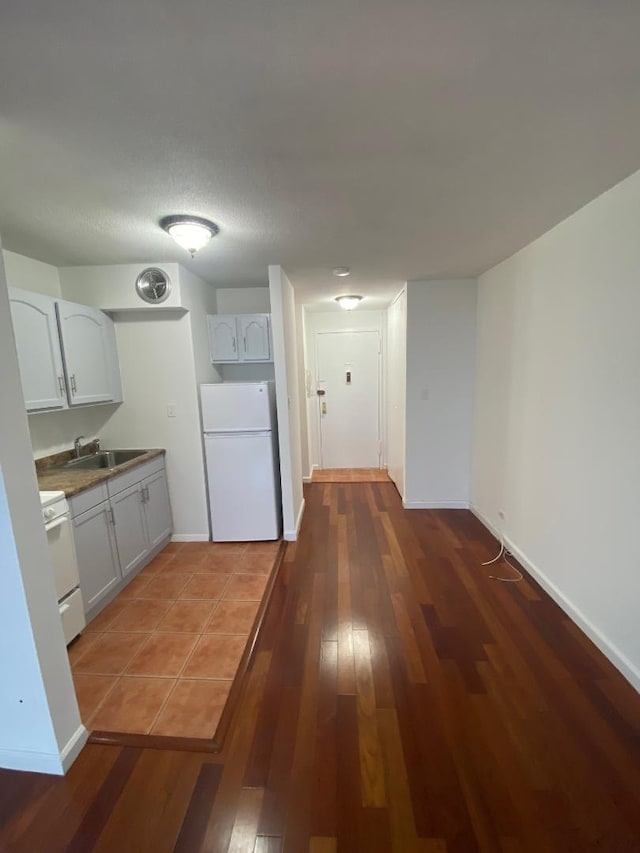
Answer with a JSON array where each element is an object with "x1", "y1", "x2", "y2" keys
[{"x1": 37, "y1": 449, "x2": 166, "y2": 498}]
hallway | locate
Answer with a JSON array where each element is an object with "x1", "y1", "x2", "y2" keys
[{"x1": 1, "y1": 483, "x2": 639, "y2": 851}]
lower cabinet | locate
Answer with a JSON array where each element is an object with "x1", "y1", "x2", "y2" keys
[
  {"x1": 72, "y1": 501, "x2": 120, "y2": 611},
  {"x1": 144, "y1": 468, "x2": 173, "y2": 549},
  {"x1": 110, "y1": 482, "x2": 149, "y2": 578},
  {"x1": 70, "y1": 456, "x2": 173, "y2": 620}
]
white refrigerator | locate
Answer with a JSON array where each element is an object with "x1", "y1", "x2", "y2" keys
[{"x1": 201, "y1": 382, "x2": 281, "y2": 541}]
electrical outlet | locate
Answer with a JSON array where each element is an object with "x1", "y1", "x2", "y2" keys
[
  {"x1": 167, "y1": 405, "x2": 177, "y2": 418},
  {"x1": 498, "y1": 510, "x2": 505, "y2": 520}
]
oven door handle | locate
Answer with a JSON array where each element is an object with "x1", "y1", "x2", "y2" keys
[{"x1": 45, "y1": 516, "x2": 68, "y2": 533}]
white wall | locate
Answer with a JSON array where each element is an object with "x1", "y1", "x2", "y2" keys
[
  {"x1": 28, "y1": 406, "x2": 119, "y2": 458},
  {"x1": 472, "y1": 169, "x2": 640, "y2": 691},
  {"x1": 295, "y1": 305, "x2": 310, "y2": 480},
  {"x1": 404, "y1": 280, "x2": 476, "y2": 509},
  {"x1": 269, "y1": 265, "x2": 304, "y2": 540},
  {"x1": 386, "y1": 289, "x2": 407, "y2": 497},
  {"x1": 303, "y1": 309, "x2": 386, "y2": 474},
  {"x1": 3, "y1": 249, "x2": 62, "y2": 297},
  {"x1": 59, "y1": 262, "x2": 183, "y2": 310},
  {"x1": 95, "y1": 315, "x2": 210, "y2": 539},
  {"x1": 179, "y1": 268, "x2": 220, "y2": 387},
  {"x1": 0, "y1": 242, "x2": 85, "y2": 774},
  {"x1": 215, "y1": 287, "x2": 270, "y2": 314},
  {"x1": 58, "y1": 262, "x2": 216, "y2": 540}
]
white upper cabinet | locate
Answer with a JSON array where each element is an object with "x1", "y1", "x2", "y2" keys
[
  {"x1": 207, "y1": 313, "x2": 272, "y2": 363},
  {"x1": 8, "y1": 287, "x2": 122, "y2": 412},
  {"x1": 56, "y1": 299, "x2": 122, "y2": 406},
  {"x1": 238, "y1": 314, "x2": 271, "y2": 361},
  {"x1": 208, "y1": 314, "x2": 239, "y2": 362},
  {"x1": 8, "y1": 288, "x2": 68, "y2": 412}
]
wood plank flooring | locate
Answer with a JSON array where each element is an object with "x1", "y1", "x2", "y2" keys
[
  {"x1": 311, "y1": 469, "x2": 391, "y2": 483},
  {"x1": 2, "y1": 482, "x2": 639, "y2": 852}
]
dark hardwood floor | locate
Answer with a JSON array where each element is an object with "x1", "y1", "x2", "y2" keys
[{"x1": 2, "y1": 482, "x2": 640, "y2": 852}]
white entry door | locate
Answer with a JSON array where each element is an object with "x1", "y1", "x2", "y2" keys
[{"x1": 316, "y1": 330, "x2": 381, "y2": 469}]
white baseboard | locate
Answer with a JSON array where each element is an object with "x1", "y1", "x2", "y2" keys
[
  {"x1": 470, "y1": 504, "x2": 640, "y2": 694},
  {"x1": 0, "y1": 724, "x2": 88, "y2": 775},
  {"x1": 284, "y1": 498, "x2": 306, "y2": 541},
  {"x1": 171, "y1": 533, "x2": 210, "y2": 543},
  {"x1": 402, "y1": 499, "x2": 470, "y2": 510},
  {"x1": 470, "y1": 504, "x2": 501, "y2": 539},
  {"x1": 0, "y1": 725, "x2": 89, "y2": 776},
  {"x1": 302, "y1": 465, "x2": 318, "y2": 484},
  {"x1": 61, "y1": 724, "x2": 89, "y2": 772},
  {"x1": 0, "y1": 748, "x2": 64, "y2": 775}
]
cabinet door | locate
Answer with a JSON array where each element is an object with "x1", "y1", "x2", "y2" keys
[
  {"x1": 111, "y1": 483, "x2": 149, "y2": 577},
  {"x1": 73, "y1": 502, "x2": 120, "y2": 612},
  {"x1": 238, "y1": 314, "x2": 271, "y2": 361},
  {"x1": 8, "y1": 288, "x2": 68, "y2": 412},
  {"x1": 56, "y1": 300, "x2": 118, "y2": 405},
  {"x1": 207, "y1": 315, "x2": 239, "y2": 362},
  {"x1": 143, "y1": 469, "x2": 173, "y2": 549}
]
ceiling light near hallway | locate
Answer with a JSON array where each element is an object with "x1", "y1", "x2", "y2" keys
[
  {"x1": 332, "y1": 267, "x2": 351, "y2": 277},
  {"x1": 160, "y1": 215, "x2": 220, "y2": 256},
  {"x1": 335, "y1": 295, "x2": 363, "y2": 310}
]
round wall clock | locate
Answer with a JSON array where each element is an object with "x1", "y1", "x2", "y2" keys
[{"x1": 135, "y1": 267, "x2": 171, "y2": 304}]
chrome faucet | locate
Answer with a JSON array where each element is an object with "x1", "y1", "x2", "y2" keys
[{"x1": 74, "y1": 436, "x2": 85, "y2": 459}]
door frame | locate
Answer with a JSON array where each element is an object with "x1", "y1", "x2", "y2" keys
[{"x1": 315, "y1": 329, "x2": 383, "y2": 469}]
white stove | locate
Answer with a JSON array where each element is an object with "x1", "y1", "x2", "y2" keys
[
  {"x1": 39, "y1": 490, "x2": 86, "y2": 644},
  {"x1": 40, "y1": 489, "x2": 67, "y2": 522},
  {"x1": 40, "y1": 490, "x2": 66, "y2": 505}
]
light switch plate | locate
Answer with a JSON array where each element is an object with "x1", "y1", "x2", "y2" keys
[{"x1": 167, "y1": 405, "x2": 177, "y2": 418}]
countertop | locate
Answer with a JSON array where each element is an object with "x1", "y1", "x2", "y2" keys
[{"x1": 36, "y1": 447, "x2": 166, "y2": 498}]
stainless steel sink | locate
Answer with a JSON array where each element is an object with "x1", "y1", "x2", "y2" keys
[{"x1": 52, "y1": 449, "x2": 148, "y2": 471}]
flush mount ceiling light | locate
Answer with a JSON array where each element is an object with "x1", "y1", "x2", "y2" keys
[
  {"x1": 160, "y1": 215, "x2": 220, "y2": 256},
  {"x1": 335, "y1": 295, "x2": 363, "y2": 311},
  {"x1": 332, "y1": 266, "x2": 351, "y2": 277}
]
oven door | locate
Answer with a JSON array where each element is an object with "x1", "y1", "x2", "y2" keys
[{"x1": 46, "y1": 513, "x2": 80, "y2": 601}]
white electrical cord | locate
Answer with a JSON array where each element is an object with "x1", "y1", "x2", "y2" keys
[{"x1": 482, "y1": 539, "x2": 523, "y2": 583}]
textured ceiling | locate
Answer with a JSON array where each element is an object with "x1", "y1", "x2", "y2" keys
[{"x1": 1, "y1": 0, "x2": 640, "y2": 308}]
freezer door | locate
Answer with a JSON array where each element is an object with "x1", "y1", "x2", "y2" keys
[
  {"x1": 205, "y1": 432, "x2": 280, "y2": 541},
  {"x1": 200, "y1": 382, "x2": 273, "y2": 432}
]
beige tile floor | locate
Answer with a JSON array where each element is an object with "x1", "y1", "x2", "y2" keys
[{"x1": 69, "y1": 540, "x2": 280, "y2": 739}]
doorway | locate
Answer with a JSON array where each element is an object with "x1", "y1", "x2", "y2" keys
[{"x1": 316, "y1": 330, "x2": 381, "y2": 469}]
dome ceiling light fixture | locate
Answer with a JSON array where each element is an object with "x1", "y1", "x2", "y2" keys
[
  {"x1": 332, "y1": 266, "x2": 351, "y2": 277},
  {"x1": 335, "y1": 294, "x2": 363, "y2": 311},
  {"x1": 160, "y1": 215, "x2": 220, "y2": 256}
]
